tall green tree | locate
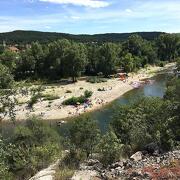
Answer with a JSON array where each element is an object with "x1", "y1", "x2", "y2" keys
[
  {"x1": 98, "y1": 130, "x2": 124, "y2": 165},
  {"x1": 0, "y1": 50, "x2": 17, "y2": 72},
  {"x1": 68, "y1": 116, "x2": 100, "y2": 157},
  {"x1": 97, "y1": 43, "x2": 118, "y2": 76},
  {"x1": 63, "y1": 43, "x2": 87, "y2": 82},
  {"x1": 0, "y1": 63, "x2": 14, "y2": 89},
  {"x1": 157, "y1": 34, "x2": 180, "y2": 61}
]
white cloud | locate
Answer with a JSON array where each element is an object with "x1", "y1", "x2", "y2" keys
[{"x1": 39, "y1": 0, "x2": 109, "y2": 8}]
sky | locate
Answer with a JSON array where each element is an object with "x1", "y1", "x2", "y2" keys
[{"x1": 0, "y1": 0, "x2": 180, "y2": 34}]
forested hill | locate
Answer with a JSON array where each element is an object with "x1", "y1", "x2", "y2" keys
[{"x1": 0, "y1": 30, "x2": 164, "y2": 44}]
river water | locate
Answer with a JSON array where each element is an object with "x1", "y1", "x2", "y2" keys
[{"x1": 0, "y1": 73, "x2": 170, "y2": 137}]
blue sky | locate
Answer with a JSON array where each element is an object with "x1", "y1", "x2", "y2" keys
[{"x1": 0, "y1": 0, "x2": 180, "y2": 34}]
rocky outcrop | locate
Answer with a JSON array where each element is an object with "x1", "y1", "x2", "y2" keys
[{"x1": 71, "y1": 150, "x2": 180, "y2": 180}]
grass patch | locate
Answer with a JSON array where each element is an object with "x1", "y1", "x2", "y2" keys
[{"x1": 55, "y1": 167, "x2": 75, "y2": 180}]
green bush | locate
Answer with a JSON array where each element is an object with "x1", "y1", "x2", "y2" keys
[
  {"x1": 7, "y1": 116, "x2": 62, "y2": 179},
  {"x1": 66, "y1": 90, "x2": 72, "y2": 93},
  {"x1": 87, "y1": 76, "x2": 107, "y2": 83},
  {"x1": 41, "y1": 94, "x2": 59, "y2": 101},
  {"x1": 68, "y1": 116, "x2": 100, "y2": 157},
  {"x1": 84, "y1": 90, "x2": 93, "y2": 98},
  {"x1": 0, "y1": 63, "x2": 14, "y2": 89},
  {"x1": 156, "y1": 61, "x2": 168, "y2": 67},
  {"x1": 62, "y1": 96, "x2": 87, "y2": 105},
  {"x1": 98, "y1": 131, "x2": 124, "y2": 165},
  {"x1": 62, "y1": 91, "x2": 93, "y2": 105},
  {"x1": 28, "y1": 94, "x2": 41, "y2": 108}
]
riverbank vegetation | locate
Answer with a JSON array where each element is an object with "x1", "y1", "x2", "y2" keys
[
  {"x1": 0, "y1": 33, "x2": 180, "y2": 179},
  {"x1": 0, "y1": 33, "x2": 179, "y2": 84}
]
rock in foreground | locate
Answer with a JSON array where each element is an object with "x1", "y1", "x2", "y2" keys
[{"x1": 71, "y1": 150, "x2": 180, "y2": 180}]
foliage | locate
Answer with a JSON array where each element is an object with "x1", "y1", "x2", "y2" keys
[
  {"x1": 0, "y1": 63, "x2": 14, "y2": 89},
  {"x1": 111, "y1": 94, "x2": 180, "y2": 152},
  {"x1": 68, "y1": 116, "x2": 100, "y2": 157},
  {"x1": 87, "y1": 76, "x2": 108, "y2": 83},
  {"x1": 96, "y1": 43, "x2": 119, "y2": 76},
  {"x1": 0, "y1": 137, "x2": 12, "y2": 180},
  {"x1": 41, "y1": 94, "x2": 59, "y2": 101},
  {"x1": 0, "y1": 30, "x2": 162, "y2": 44},
  {"x1": 62, "y1": 91, "x2": 93, "y2": 105},
  {"x1": 66, "y1": 90, "x2": 72, "y2": 93},
  {"x1": 176, "y1": 57, "x2": 180, "y2": 71},
  {"x1": 98, "y1": 130, "x2": 124, "y2": 165},
  {"x1": 0, "y1": 50, "x2": 17, "y2": 71},
  {"x1": 28, "y1": 93, "x2": 41, "y2": 108},
  {"x1": 84, "y1": 90, "x2": 93, "y2": 98},
  {"x1": 0, "y1": 33, "x2": 178, "y2": 82},
  {"x1": 0, "y1": 89, "x2": 17, "y2": 122},
  {"x1": 5, "y1": 116, "x2": 61, "y2": 179},
  {"x1": 157, "y1": 34, "x2": 180, "y2": 61}
]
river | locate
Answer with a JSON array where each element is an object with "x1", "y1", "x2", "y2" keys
[{"x1": 0, "y1": 72, "x2": 171, "y2": 137}]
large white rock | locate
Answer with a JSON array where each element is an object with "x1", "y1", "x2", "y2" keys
[{"x1": 130, "y1": 151, "x2": 143, "y2": 161}]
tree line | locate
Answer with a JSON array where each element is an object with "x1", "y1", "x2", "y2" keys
[
  {"x1": 0, "y1": 30, "x2": 162, "y2": 44},
  {"x1": 0, "y1": 33, "x2": 180, "y2": 84}
]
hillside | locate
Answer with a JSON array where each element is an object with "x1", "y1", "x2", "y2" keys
[{"x1": 0, "y1": 30, "x2": 164, "y2": 44}]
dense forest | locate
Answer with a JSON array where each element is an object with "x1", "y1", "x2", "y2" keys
[
  {"x1": 0, "y1": 30, "x2": 163, "y2": 44},
  {"x1": 0, "y1": 33, "x2": 180, "y2": 84},
  {"x1": 0, "y1": 32, "x2": 180, "y2": 179}
]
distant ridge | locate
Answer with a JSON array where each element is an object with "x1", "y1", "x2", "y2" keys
[{"x1": 0, "y1": 30, "x2": 165, "y2": 44}]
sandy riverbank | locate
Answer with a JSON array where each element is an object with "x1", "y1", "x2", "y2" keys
[{"x1": 3, "y1": 63, "x2": 175, "y2": 121}]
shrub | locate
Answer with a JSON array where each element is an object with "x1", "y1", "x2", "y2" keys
[
  {"x1": 41, "y1": 94, "x2": 59, "y2": 101},
  {"x1": 84, "y1": 90, "x2": 93, "y2": 98},
  {"x1": 97, "y1": 88, "x2": 105, "y2": 91},
  {"x1": 156, "y1": 61, "x2": 168, "y2": 67},
  {"x1": 87, "y1": 76, "x2": 107, "y2": 83},
  {"x1": 62, "y1": 91, "x2": 93, "y2": 105},
  {"x1": 98, "y1": 131, "x2": 124, "y2": 166},
  {"x1": 62, "y1": 96, "x2": 87, "y2": 105},
  {"x1": 68, "y1": 116, "x2": 100, "y2": 157},
  {"x1": 0, "y1": 63, "x2": 14, "y2": 89},
  {"x1": 28, "y1": 94, "x2": 41, "y2": 108},
  {"x1": 66, "y1": 90, "x2": 72, "y2": 93},
  {"x1": 7, "y1": 116, "x2": 62, "y2": 179}
]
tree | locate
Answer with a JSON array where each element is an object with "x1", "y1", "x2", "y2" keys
[
  {"x1": 97, "y1": 43, "x2": 119, "y2": 76},
  {"x1": 44, "y1": 39, "x2": 71, "y2": 79},
  {"x1": 0, "y1": 45, "x2": 5, "y2": 54},
  {"x1": 86, "y1": 44, "x2": 100, "y2": 75},
  {"x1": 98, "y1": 130, "x2": 124, "y2": 165},
  {"x1": 120, "y1": 53, "x2": 135, "y2": 72},
  {"x1": 123, "y1": 34, "x2": 144, "y2": 56},
  {"x1": 30, "y1": 42, "x2": 45, "y2": 78},
  {"x1": 110, "y1": 97, "x2": 173, "y2": 151},
  {"x1": 157, "y1": 34, "x2": 180, "y2": 61},
  {"x1": 68, "y1": 116, "x2": 100, "y2": 157},
  {"x1": 176, "y1": 57, "x2": 180, "y2": 71},
  {"x1": 0, "y1": 136, "x2": 12, "y2": 179},
  {"x1": 15, "y1": 49, "x2": 36, "y2": 79},
  {"x1": 0, "y1": 50, "x2": 17, "y2": 72},
  {"x1": 0, "y1": 63, "x2": 14, "y2": 89},
  {"x1": 7, "y1": 116, "x2": 61, "y2": 179},
  {"x1": 63, "y1": 43, "x2": 87, "y2": 82}
]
